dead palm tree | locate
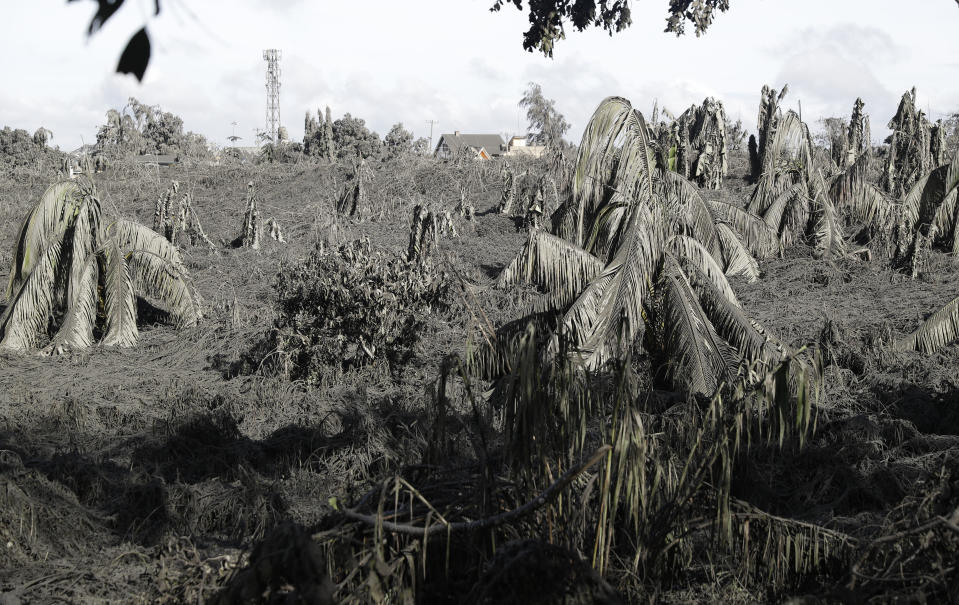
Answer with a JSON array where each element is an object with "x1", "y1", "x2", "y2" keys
[
  {"x1": 486, "y1": 97, "x2": 809, "y2": 395},
  {"x1": 887, "y1": 151, "x2": 959, "y2": 352},
  {"x1": 1, "y1": 178, "x2": 201, "y2": 354}
]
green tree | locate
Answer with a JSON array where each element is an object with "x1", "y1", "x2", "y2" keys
[{"x1": 519, "y1": 82, "x2": 570, "y2": 150}]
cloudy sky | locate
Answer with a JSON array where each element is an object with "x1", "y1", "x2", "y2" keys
[{"x1": 3, "y1": 0, "x2": 958, "y2": 151}]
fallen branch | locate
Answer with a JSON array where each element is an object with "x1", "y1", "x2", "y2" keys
[{"x1": 338, "y1": 445, "x2": 611, "y2": 537}]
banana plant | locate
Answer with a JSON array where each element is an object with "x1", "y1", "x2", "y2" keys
[
  {"x1": 888, "y1": 150, "x2": 959, "y2": 353},
  {"x1": 1, "y1": 178, "x2": 201, "y2": 354}
]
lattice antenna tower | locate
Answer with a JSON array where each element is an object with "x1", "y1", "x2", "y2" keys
[{"x1": 263, "y1": 49, "x2": 282, "y2": 143}]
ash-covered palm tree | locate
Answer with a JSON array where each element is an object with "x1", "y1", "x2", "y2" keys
[
  {"x1": 1, "y1": 178, "x2": 201, "y2": 354},
  {"x1": 884, "y1": 151, "x2": 959, "y2": 353},
  {"x1": 485, "y1": 96, "x2": 811, "y2": 396}
]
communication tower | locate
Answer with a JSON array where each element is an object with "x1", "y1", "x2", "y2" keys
[{"x1": 263, "y1": 49, "x2": 282, "y2": 143}]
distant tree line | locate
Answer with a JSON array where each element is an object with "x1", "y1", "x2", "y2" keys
[
  {"x1": 95, "y1": 97, "x2": 210, "y2": 160},
  {"x1": 297, "y1": 106, "x2": 429, "y2": 163},
  {"x1": 0, "y1": 125, "x2": 67, "y2": 171}
]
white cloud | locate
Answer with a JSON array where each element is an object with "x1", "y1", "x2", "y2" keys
[{"x1": 3, "y1": 0, "x2": 959, "y2": 150}]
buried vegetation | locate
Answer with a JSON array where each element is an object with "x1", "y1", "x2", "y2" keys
[{"x1": 1, "y1": 86, "x2": 959, "y2": 604}]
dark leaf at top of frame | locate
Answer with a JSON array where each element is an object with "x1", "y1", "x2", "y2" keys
[
  {"x1": 116, "y1": 27, "x2": 151, "y2": 82},
  {"x1": 69, "y1": 0, "x2": 126, "y2": 36}
]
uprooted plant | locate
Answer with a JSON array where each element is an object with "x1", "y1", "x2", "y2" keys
[{"x1": 1, "y1": 178, "x2": 201, "y2": 353}]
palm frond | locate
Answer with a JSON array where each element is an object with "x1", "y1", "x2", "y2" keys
[
  {"x1": 902, "y1": 149, "x2": 959, "y2": 231},
  {"x1": 572, "y1": 97, "x2": 655, "y2": 245},
  {"x1": 558, "y1": 202, "x2": 663, "y2": 369},
  {"x1": 688, "y1": 266, "x2": 788, "y2": 372},
  {"x1": 837, "y1": 179, "x2": 893, "y2": 226},
  {"x1": 105, "y1": 219, "x2": 184, "y2": 266},
  {"x1": 930, "y1": 189, "x2": 957, "y2": 244},
  {"x1": 708, "y1": 200, "x2": 780, "y2": 258},
  {"x1": 126, "y1": 250, "x2": 200, "y2": 327},
  {"x1": 714, "y1": 223, "x2": 761, "y2": 282},
  {"x1": 497, "y1": 229, "x2": 604, "y2": 311},
  {"x1": 657, "y1": 170, "x2": 722, "y2": 260},
  {"x1": 101, "y1": 244, "x2": 138, "y2": 348},
  {"x1": 779, "y1": 185, "x2": 811, "y2": 248},
  {"x1": 667, "y1": 234, "x2": 741, "y2": 304},
  {"x1": 0, "y1": 240, "x2": 63, "y2": 351},
  {"x1": 902, "y1": 165, "x2": 947, "y2": 229},
  {"x1": 762, "y1": 110, "x2": 813, "y2": 175},
  {"x1": 47, "y1": 256, "x2": 99, "y2": 354},
  {"x1": 762, "y1": 182, "x2": 807, "y2": 235},
  {"x1": 813, "y1": 195, "x2": 846, "y2": 260},
  {"x1": 660, "y1": 255, "x2": 738, "y2": 395},
  {"x1": 746, "y1": 172, "x2": 786, "y2": 216},
  {"x1": 6, "y1": 181, "x2": 82, "y2": 299},
  {"x1": 584, "y1": 194, "x2": 629, "y2": 259},
  {"x1": 549, "y1": 198, "x2": 579, "y2": 241},
  {"x1": 67, "y1": 192, "x2": 102, "y2": 309},
  {"x1": 893, "y1": 294, "x2": 959, "y2": 353},
  {"x1": 830, "y1": 153, "x2": 869, "y2": 209}
]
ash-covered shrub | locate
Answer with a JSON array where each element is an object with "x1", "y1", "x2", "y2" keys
[{"x1": 250, "y1": 239, "x2": 449, "y2": 385}]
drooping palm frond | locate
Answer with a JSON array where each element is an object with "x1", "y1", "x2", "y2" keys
[
  {"x1": 762, "y1": 110, "x2": 813, "y2": 176},
  {"x1": 583, "y1": 192, "x2": 629, "y2": 259},
  {"x1": 657, "y1": 170, "x2": 722, "y2": 260},
  {"x1": 549, "y1": 197, "x2": 580, "y2": 241},
  {"x1": 67, "y1": 190, "x2": 102, "y2": 309},
  {"x1": 2, "y1": 180, "x2": 202, "y2": 354},
  {"x1": 659, "y1": 255, "x2": 738, "y2": 395},
  {"x1": 667, "y1": 234, "x2": 741, "y2": 304},
  {"x1": 902, "y1": 149, "x2": 959, "y2": 232},
  {"x1": 777, "y1": 185, "x2": 812, "y2": 248},
  {"x1": 126, "y1": 250, "x2": 200, "y2": 327},
  {"x1": 746, "y1": 172, "x2": 788, "y2": 216},
  {"x1": 930, "y1": 189, "x2": 958, "y2": 243},
  {"x1": 893, "y1": 294, "x2": 959, "y2": 353},
  {"x1": 707, "y1": 200, "x2": 781, "y2": 259},
  {"x1": 813, "y1": 195, "x2": 846, "y2": 260},
  {"x1": 714, "y1": 223, "x2": 761, "y2": 282},
  {"x1": 831, "y1": 153, "x2": 869, "y2": 207},
  {"x1": 558, "y1": 202, "x2": 664, "y2": 369},
  {"x1": 496, "y1": 229, "x2": 604, "y2": 310},
  {"x1": 100, "y1": 243, "x2": 138, "y2": 348},
  {"x1": 6, "y1": 181, "x2": 85, "y2": 299},
  {"x1": 762, "y1": 182, "x2": 808, "y2": 237},
  {"x1": 902, "y1": 165, "x2": 948, "y2": 230},
  {"x1": 572, "y1": 97, "x2": 655, "y2": 246},
  {"x1": 47, "y1": 257, "x2": 99, "y2": 354},
  {"x1": 106, "y1": 219, "x2": 185, "y2": 266},
  {"x1": 831, "y1": 160, "x2": 893, "y2": 226},
  {"x1": 0, "y1": 240, "x2": 63, "y2": 351},
  {"x1": 687, "y1": 266, "x2": 788, "y2": 373}
]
